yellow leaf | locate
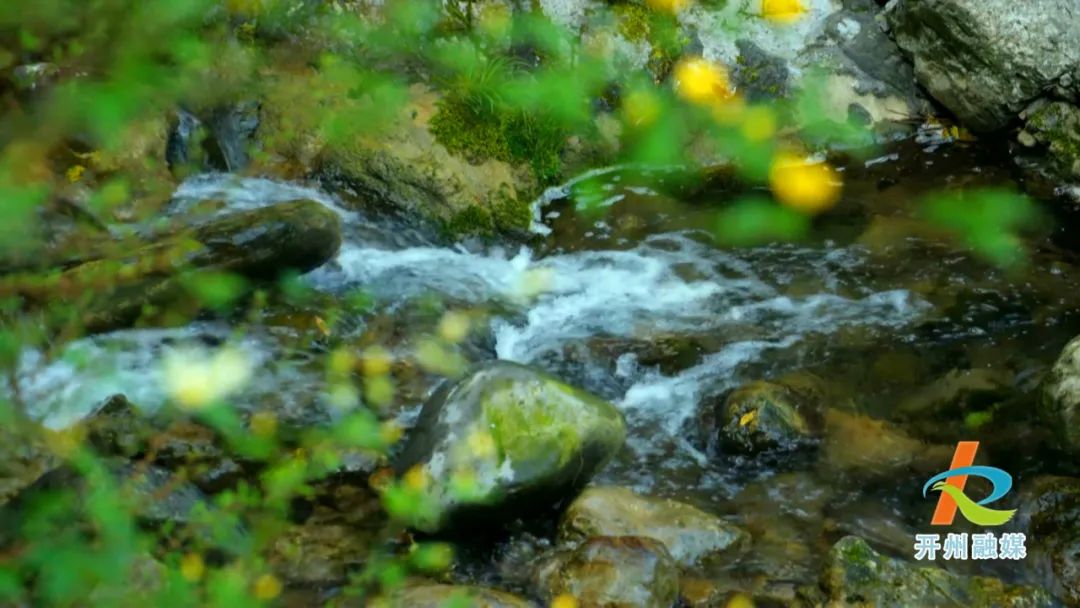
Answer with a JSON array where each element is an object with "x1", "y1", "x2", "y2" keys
[
  {"x1": 551, "y1": 594, "x2": 579, "y2": 608},
  {"x1": 674, "y1": 57, "x2": 735, "y2": 106},
  {"x1": 739, "y1": 410, "x2": 758, "y2": 427},
  {"x1": 180, "y1": 553, "x2": 205, "y2": 582},
  {"x1": 315, "y1": 315, "x2": 330, "y2": 336},
  {"x1": 66, "y1": 164, "x2": 85, "y2": 183}
]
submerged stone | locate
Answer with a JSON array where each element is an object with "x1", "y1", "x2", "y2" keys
[
  {"x1": 394, "y1": 360, "x2": 626, "y2": 533},
  {"x1": 707, "y1": 377, "x2": 825, "y2": 455},
  {"x1": 822, "y1": 536, "x2": 1057, "y2": 607},
  {"x1": 818, "y1": 409, "x2": 954, "y2": 480},
  {"x1": 533, "y1": 536, "x2": 679, "y2": 608},
  {"x1": 559, "y1": 486, "x2": 748, "y2": 569}
]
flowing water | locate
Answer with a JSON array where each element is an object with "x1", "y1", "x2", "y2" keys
[{"x1": 15, "y1": 139, "x2": 1080, "y2": 596}]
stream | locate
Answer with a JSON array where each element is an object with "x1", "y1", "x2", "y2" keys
[{"x1": 16, "y1": 138, "x2": 1080, "y2": 598}]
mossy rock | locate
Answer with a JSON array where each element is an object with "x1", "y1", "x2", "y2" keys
[
  {"x1": 394, "y1": 361, "x2": 626, "y2": 534},
  {"x1": 392, "y1": 584, "x2": 537, "y2": 608},
  {"x1": 822, "y1": 536, "x2": 1057, "y2": 607},
  {"x1": 712, "y1": 378, "x2": 825, "y2": 455},
  {"x1": 2, "y1": 200, "x2": 341, "y2": 334},
  {"x1": 1040, "y1": 335, "x2": 1080, "y2": 456}
]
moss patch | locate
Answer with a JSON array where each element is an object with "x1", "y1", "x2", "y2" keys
[{"x1": 428, "y1": 92, "x2": 566, "y2": 186}]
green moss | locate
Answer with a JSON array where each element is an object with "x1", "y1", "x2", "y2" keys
[
  {"x1": 612, "y1": 3, "x2": 651, "y2": 42},
  {"x1": 491, "y1": 193, "x2": 533, "y2": 232},
  {"x1": 446, "y1": 205, "x2": 495, "y2": 237},
  {"x1": 608, "y1": 3, "x2": 689, "y2": 82},
  {"x1": 429, "y1": 94, "x2": 567, "y2": 187}
]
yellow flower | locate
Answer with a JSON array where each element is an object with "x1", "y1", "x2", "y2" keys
[
  {"x1": 179, "y1": 553, "x2": 205, "y2": 582},
  {"x1": 379, "y1": 420, "x2": 404, "y2": 444},
  {"x1": 674, "y1": 57, "x2": 734, "y2": 106},
  {"x1": 761, "y1": 0, "x2": 807, "y2": 23},
  {"x1": 163, "y1": 345, "x2": 253, "y2": 410},
  {"x1": 768, "y1": 152, "x2": 842, "y2": 214},
  {"x1": 360, "y1": 345, "x2": 392, "y2": 377},
  {"x1": 725, "y1": 592, "x2": 756, "y2": 608},
  {"x1": 551, "y1": 594, "x2": 579, "y2": 608},
  {"x1": 437, "y1": 311, "x2": 471, "y2": 344},
  {"x1": 252, "y1": 573, "x2": 283, "y2": 601},
  {"x1": 646, "y1": 0, "x2": 690, "y2": 14},
  {"x1": 404, "y1": 465, "x2": 429, "y2": 491}
]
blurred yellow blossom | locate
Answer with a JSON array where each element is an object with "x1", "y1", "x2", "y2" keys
[
  {"x1": 515, "y1": 267, "x2": 554, "y2": 301},
  {"x1": 404, "y1": 465, "x2": 429, "y2": 491},
  {"x1": 725, "y1": 592, "x2": 756, "y2": 608},
  {"x1": 674, "y1": 57, "x2": 734, "y2": 106},
  {"x1": 437, "y1": 311, "x2": 471, "y2": 344},
  {"x1": 551, "y1": 594, "x2": 579, "y2": 608},
  {"x1": 761, "y1": 0, "x2": 807, "y2": 23},
  {"x1": 179, "y1": 553, "x2": 205, "y2": 582},
  {"x1": 66, "y1": 164, "x2": 85, "y2": 183},
  {"x1": 163, "y1": 345, "x2": 253, "y2": 410},
  {"x1": 360, "y1": 345, "x2": 392, "y2": 376},
  {"x1": 363, "y1": 375, "x2": 395, "y2": 409},
  {"x1": 328, "y1": 347, "x2": 355, "y2": 377},
  {"x1": 379, "y1": 420, "x2": 404, "y2": 444},
  {"x1": 646, "y1": 0, "x2": 690, "y2": 13},
  {"x1": 253, "y1": 573, "x2": 282, "y2": 600},
  {"x1": 768, "y1": 152, "x2": 842, "y2": 214}
]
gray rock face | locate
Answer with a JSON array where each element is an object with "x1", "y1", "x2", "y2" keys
[
  {"x1": 1040, "y1": 335, "x2": 1080, "y2": 456},
  {"x1": 1015, "y1": 100, "x2": 1080, "y2": 202},
  {"x1": 394, "y1": 361, "x2": 626, "y2": 533},
  {"x1": 886, "y1": 0, "x2": 1080, "y2": 132}
]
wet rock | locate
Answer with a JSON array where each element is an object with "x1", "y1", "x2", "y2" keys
[
  {"x1": 705, "y1": 377, "x2": 825, "y2": 455},
  {"x1": 394, "y1": 361, "x2": 626, "y2": 533},
  {"x1": 885, "y1": 0, "x2": 1080, "y2": 132},
  {"x1": 581, "y1": 334, "x2": 709, "y2": 376},
  {"x1": 308, "y1": 84, "x2": 537, "y2": 237},
  {"x1": 7, "y1": 200, "x2": 342, "y2": 334},
  {"x1": 896, "y1": 368, "x2": 1012, "y2": 420},
  {"x1": 1040, "y1": 335, "x2": 1080, "y2": 456},
  {"x1": 1017, "y1": 476, "x2": 1080, "y2": 606},
  {"x1": 821, "y1": 536, "x2": 1057, "y2": 607},
  {"x1": 166, "y1": 102, "x2": 260, "y2": 176},
  {"x1": 818, "y1": 409, "x2": 954, "y2": 480},
  {"x1": 11, "y1": 62, "x2": 60, "y2": 94},
  {"x1": 558, "y1": 486, "x2": 748, "y2": 569},
  {"x1": 533, "y1": 536, "x2": 679, "y2": 608},
  {"x1": 268, "y1": 517, "x2": 376, "y2": 585},
  {"x1": 391, "y1": 584, "x2": 537, "y2": 608},
  {"x1": 1015, "y1": 100, "x2": 1080, "y2": 203}
]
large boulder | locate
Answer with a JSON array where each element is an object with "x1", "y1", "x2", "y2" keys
[
  {"x1": 822, "y1": 536, "x2": 1058, "y2": 607},
  {"x1": 1040, "y1": 335, "x2": 1080, "y2": 456},
  {"x1": 394, "y1": 361, "x2": 626, "y2": 533},
  {"x1": 818, "y1": 409, "x2": 954, "y2": 480},
  {"x1": 885, "y1": 0, "x2": 1080, "y2": 133},
  {"x1": 532, "y1": 536, "x2": 680, "y2": 608},
  {"x1": 558, "y1": 486, "x2": 748, "y2": 569}
]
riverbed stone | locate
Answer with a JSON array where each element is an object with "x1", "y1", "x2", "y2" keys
[
  {"x1": 708, "y1": 378, "x2": 825, "y2": 455},
  {"x1": 885, "y1": 0, "x2": 1080, "y2": 133},
  {"x1": 1040, "y1": 335, "x2": 1080, "y2": 456},
  {"x1": 818, "y1": 409, "x2": 954, "y2": 480},
  {"x1": 558, "y1": 486, "x2": 748, "y2": 569},
  {"x1": 822, "y1": 536, "x2": 1057, "y2": 607},
  {"x1": 394, "y1": 360, "x2": 626, "y2": 533},
  {"x1": 533, "y1": 536, "x2": 680, "y2": 608},
  {"x1": 1017, "y1": 476, "x2": 1080, "y2": 606}
]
